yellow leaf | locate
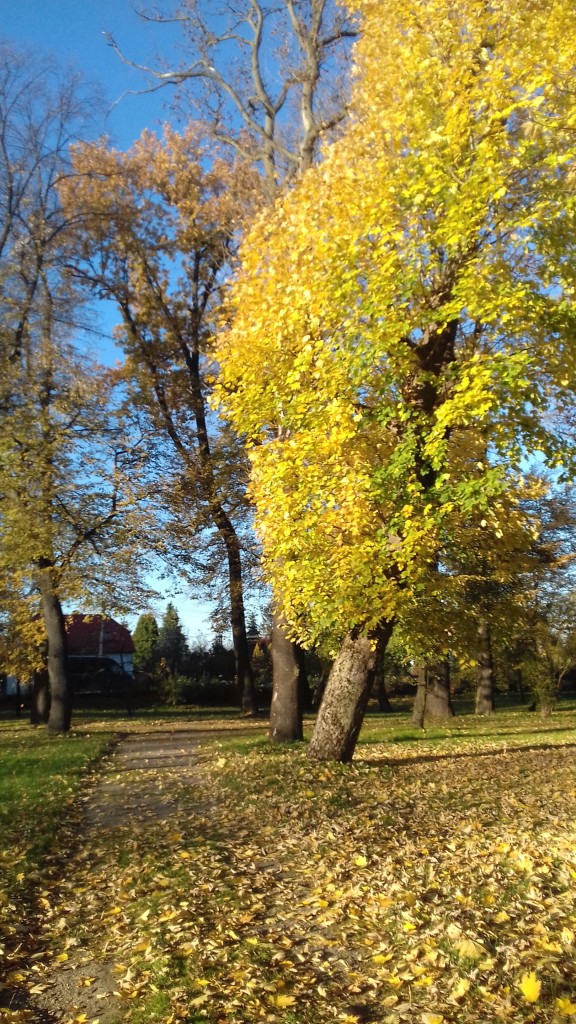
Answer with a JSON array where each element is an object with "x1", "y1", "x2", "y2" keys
[
  {"x1": 55, "y1": 953, "x2": 69, "y2": 963},
  {"x1": 518, "y1": 972, "x2": 541, "y2": 1003},
  {"x1": 268, "y1": 994, "x2": 296, "y2": 1007},
  {"x1": 451, "y1": 977, "x2": 470, "y2": 1000},
  {"x1": 381, "y1": 994, "x2": 398, "y2": 1007},
  {"x1": 455, "y1": 938, "x2": 485, "y2": 960},
  {"x1": 556, "y1": 998, "x2": 576, "y2": 1016},
  {"x1": 354, "y1": 855, "x2": 368, "y2": 867},
  {"x1": 6, "y1": 971, "x2": 26, "y2": 984},
  {"x1": 372, "y1": 953, "x2": 393, "y2": 964},
  {"x1": 421, "y1": 1014, "x2": 444, "y2": 1024}
]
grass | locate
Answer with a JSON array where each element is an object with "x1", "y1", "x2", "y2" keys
[
  {"x1": 0, "y1": 721, "x2": 115, "y2": 897},
  {"x1": 1, "y1": 701, "x2": 575, "y2": 1024}
]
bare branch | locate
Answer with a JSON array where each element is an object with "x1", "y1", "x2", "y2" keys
[{"x1": 105, "y1": 2, "x2": 356, "y2": 185}]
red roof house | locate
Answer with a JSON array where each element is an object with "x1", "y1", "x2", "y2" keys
[{"x1": 66, "y1": 615, "x2": 134, "y2": 674}]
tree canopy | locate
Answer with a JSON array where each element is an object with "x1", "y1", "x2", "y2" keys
[
  {"x1": 0, "y1": 45, "x2": 151, "y2": 729},
  {"x1": 216, "y1": 0, "x2": 576, "y2": 652}
]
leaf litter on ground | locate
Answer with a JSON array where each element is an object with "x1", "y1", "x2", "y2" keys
[{"x1": 1, "y1": 709, "x2": 575, "y2": 1024}]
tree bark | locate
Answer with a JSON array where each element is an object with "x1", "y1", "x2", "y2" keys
[
  {"x1": 312, "y1": 669, "x2": 329, "y2": 711},
  {"x1": 425, "y1": 660, "x2": 455, "y2": 720},
  {"x1": 510, "y1": 666, "x2": 525, "y2": 702},
  {"x1": 475, "y1": 619, "x2": 495, "y2": 715},
  {"x1": 307, "y1": 622, "x2": 393, "y2": 762},
  {"x1": 411, "y1": 665, "x2": 427, "y2": 728},
  {"x1": 375, "y1": 674, "x2": 393, "y2": 712},
  {"x1": 37, "y1": 564, "x2": 71, "y2": 734},
  {"x1": 226, "y1": 533, "x2": 257, "y2": 714},
  {"x1": 269, "y1": 610, "x2": 303, "y2": 742},
  {"x1": 296, "y1": 642, "x2": 313, "y2": 712},
  {"x1": 30, "y1": 670, "x2": 51, "y2": 725}
]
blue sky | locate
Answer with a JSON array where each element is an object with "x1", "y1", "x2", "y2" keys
[
  {"x1": 1, "y1": 1, "x2": 182, "y2": 148},
  {"x1": 2, "y1": 2, "x2": 224, "y2": 641},
  {"x1": 2, "y1": 0, "x2": 184, "y2": 362}
]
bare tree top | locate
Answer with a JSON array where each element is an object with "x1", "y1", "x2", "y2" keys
[{"x1": 105, "y1": 0, "x2": 357, "y2": 187}]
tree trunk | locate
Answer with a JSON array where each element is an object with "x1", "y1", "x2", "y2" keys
[
  {"x1": 296, "y1": 643, "x2": 313, "y2": 711},
  {"x1": 30, "y1": 670, "x2": 51, "y2": 725},
  {"x1": 307, "y1": 622, "x2": 393, "y2": 763},
  {"x1": 226, "y1": 536, "x2": 257, "y2": 714},
  {"x1": 269, "y1": 610, "x2": 303, "y2": 742},
  {"x1": 37, "y1": 565, "x2": 71, "y2": 734},
  {"x1": 425, "y1": 660, "x2": 454, "y2": 720},
  {"x1": 312, "y1": 667, "x2": 330, "y2": 710},
  {"x1": 412, "y1": 665, "x2": 427, "y2": 727},
  {"x1": 141, "y1": 316, "x2": 258, "y2": 717},
  {"x1": 14, "y1": 678, "x2": 22, "y2": 717},
  {"x1": 375, "y1": 674, "x2": 393, "y2": 712},
  {"x1": 475, "y1": 620, "x2": 495, "y2": 715},
  {"x1": 510, "y1": 666, "x2": 525, "y2": 703}
]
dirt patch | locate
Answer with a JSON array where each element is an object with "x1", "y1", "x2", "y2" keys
[{"x1": 27, "y1": 961, "x2": 121, "y2": 1024}]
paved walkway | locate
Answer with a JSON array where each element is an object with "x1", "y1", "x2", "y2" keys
[{"x1": 85, "y1": 730, "x2": 203, "y2": 830}]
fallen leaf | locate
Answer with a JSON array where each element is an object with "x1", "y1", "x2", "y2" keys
[
  {"x1": 556, "y1": 998, "x2": 576, "y2": 1017},
  {"x1": 518, "y1": 972, "x2": 541, "y2": 1003},
  {"x1": 268, "y1": 993, "x2": 296, "y2": 1007}
]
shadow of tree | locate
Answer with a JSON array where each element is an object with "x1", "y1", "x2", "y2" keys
[{"x1": 358, "y1": 739, "x2": 576, "y2": 769}]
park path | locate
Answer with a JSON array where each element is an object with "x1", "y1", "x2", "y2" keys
[
  {"x1": 7, "y1": 725, "x2": 262, "y2": 1024},
  {"x1": 85, "y1": 730, "x2": 204, "y2": 830}
]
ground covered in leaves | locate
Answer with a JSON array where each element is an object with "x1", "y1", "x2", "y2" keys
[{"x1": 1, "y1": 709, "x2": 576, "y2": 1024}]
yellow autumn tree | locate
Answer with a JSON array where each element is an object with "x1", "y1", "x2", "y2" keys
[
  {"x1": 94, "y1": 3, "x2": 359, "y2": 742},
  {"x1": 215, "y1": 0, "x2": 576, "y2": 760}
]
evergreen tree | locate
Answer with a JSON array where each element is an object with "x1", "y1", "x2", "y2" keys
[
  {"x1": 157, "y1": 603, "x2": 188, "y2": 676},
  {"x1": 132, "y1": 613, "x2": 160, "y2": 673}
]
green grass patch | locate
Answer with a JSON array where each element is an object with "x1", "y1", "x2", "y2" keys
[{"x1": 0, "y1": 722, "x2": 114, "y2": 897}]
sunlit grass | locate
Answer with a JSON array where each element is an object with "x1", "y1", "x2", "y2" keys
[{"x1": 0, "y1": 724, "x2": 114, "y2": 894}]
